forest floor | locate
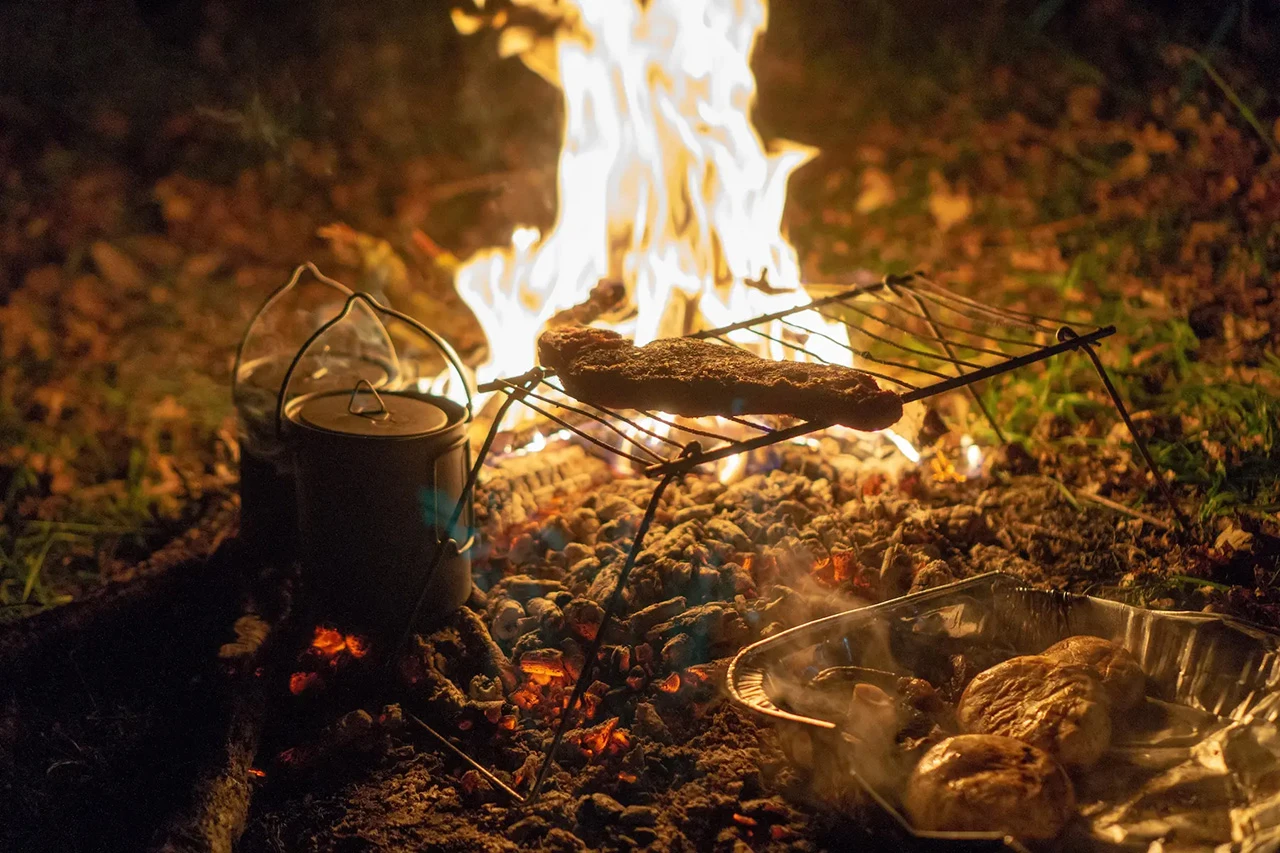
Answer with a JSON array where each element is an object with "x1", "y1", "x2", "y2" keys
[{"x1": 0, "y1": 0, "x2": 1277, "y2": 617}]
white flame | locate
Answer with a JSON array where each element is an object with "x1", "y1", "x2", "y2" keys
[
  {"x1": 451, "y1": 0, "x2": 846, "y2": 390},
  {"x1": 963, "y1": 434, "x2": 983, "y2": 476},
  {"x1": 882, "y1": 429, "x2": 922, "y2": 464},
  {"x1": 450, "y1": 0, "x2": 928, "y2": 468}
]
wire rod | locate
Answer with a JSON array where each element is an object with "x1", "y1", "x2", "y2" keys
[
  {"x1": 897, "y1": 284, "x2": 1009, "y2": 445},
  {"x1": 833, "y1": 298, "x2": 988, "y2": 370},
  {"x1": 723, "y1": 414, "x2": 775, "y2": 433},
  {"x1": 862, "y1": 286, "x2": 1046, "y2": 352},
  {"x1": 846, "y1": 290, "x2": 1035, "y2": 358},
  {"x1": 493, "y1": 379, "x2": 668, "y2": 463},
  {"x1": 525, "y1": 465, "x2": 683, "y2": 803},
  {"x1": 911, "y1": 275, "x2": 1086, "y2": 330},
  {"x1": 636, "y1": 411, "x2": 739, "y2": 444},
  {"x1": 907, "y1": 279, "x2": 1063, "y2": 333},
  {"x1": 515, "y1": 398, "x2": 660, "y2": 466},
  {"x1": 408, "y1": 713, "x2": 525, "y2": 803},
  {"x1": 741, "y1": 325, "x2": 835, "y2": 364},
  {"x1": 687, "y1": 281, "x2": 889, "y2": 340}
]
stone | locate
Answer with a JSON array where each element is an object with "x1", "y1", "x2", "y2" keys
[{"x1": 576, "y1": 792, "x2": 626, "y2": 827}]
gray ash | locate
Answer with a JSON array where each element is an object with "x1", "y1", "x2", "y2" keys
[{"x1": 241, "y1": 445, "x2": 1192, "y2": 852}]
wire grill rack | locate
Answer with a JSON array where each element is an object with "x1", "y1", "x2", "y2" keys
[
  {"x1": 475, "y1": 272, "x2": 1122, "y2": 475},
  {"x1": 400, "y1": 271, "x2": 1182, "y2": 805}
]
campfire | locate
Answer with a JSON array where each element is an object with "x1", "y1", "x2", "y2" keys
[
  {"x1": 8, "y1": 0, "x2": 1280, "y2": 851},
  {"x1": 232, "y1": 0, "x2": 1192, "y2": 846}
]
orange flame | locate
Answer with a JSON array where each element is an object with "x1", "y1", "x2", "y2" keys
[{"x1": 444, "y1": 0, "x2": 867, "y2": 424}]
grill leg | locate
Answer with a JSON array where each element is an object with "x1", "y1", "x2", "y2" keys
[
  {"x1": 901, "y1": 285, "x2": 1008, "y2": 445},
  {"x1": 392, "y1": 372, "x2": 542, "y2": 667},
  {"x1": 1078, "y1": 342, "x2": 1190, "y2": 530},
  {"x1": 525, "y1": 467, "x2": 682, "y2": 804}
]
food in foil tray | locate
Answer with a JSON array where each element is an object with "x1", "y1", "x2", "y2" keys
[
  {"x1": 904, "y1": 734, "x2": 1076, "y2": 841},
  {"x1": 812, "y1": 636, "x2": 1159, "y2": 842},
  {"x1": 733, "y1": 575, "x2": 1280, "y2": 849},
  {"x1": 957, "y1": 654, "x2": 1113, "y2": 769},
  {"x1": 1042, "y1": 634, "x2": 1147, "y2": 712}
]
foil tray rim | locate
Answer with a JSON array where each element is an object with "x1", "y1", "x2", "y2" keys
[{"x1": 727, "y1": 571, "x2": 1280, "y2": 732}]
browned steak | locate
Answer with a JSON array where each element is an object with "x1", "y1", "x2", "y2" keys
[{"x1": 537, "y1": 325, "x2": 903, "y2": 431}]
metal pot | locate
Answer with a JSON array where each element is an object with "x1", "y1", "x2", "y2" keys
[
  {"x1": 275, "y1": 293, "x2": 476, "y2": 635},
  {"x1": 286, "y1": 383, "x2": 474, "y2": 632}
]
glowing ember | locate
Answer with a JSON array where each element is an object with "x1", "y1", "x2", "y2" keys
[
  {"x1": 345, "y1": 634, "x2": 370, "y2": 658},
  {"x1": 518, "y1": 651, "x2": 569, "y2": 685},
  {"x1": 311, "y1": 627, "x2": 346, "y2": 657},
  {"x1": 289, "y1": 671, "x2": 322, "y2": 695},
  {"x1": 574, "y1": 717, "x2": 632, "y2": 760},
  {"x1": 657, "y1": 672, "x2": 681, "y2": 693}
]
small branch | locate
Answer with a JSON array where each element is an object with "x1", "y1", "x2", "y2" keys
[
  {"x1": 406, "y1": 712, "x2": 525, "y2": 803},
  {"x1": 426, "y1": 168, "x2": 548, "y2": 202},
  {"x1": 1076, "y1": 489, "x2": 1172, "y2": 530}
]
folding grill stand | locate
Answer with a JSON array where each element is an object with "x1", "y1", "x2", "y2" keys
[{"x1": 396, "y1": 271, "x2": 1185, "y2": 804}]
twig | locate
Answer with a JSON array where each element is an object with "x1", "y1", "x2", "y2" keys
[
  {"x1": 1041, "y1": 476, "x2": 1082, "y2": 511},
  {"x1": 1076, "y1": 489, "x2": 1172, "y2": 530},
  {"x1": 406, "y1": 712, "x2": 525, "y2": 803},
  {"x1": 426, "y1": 168, "x2": 547, "y2": 202}
]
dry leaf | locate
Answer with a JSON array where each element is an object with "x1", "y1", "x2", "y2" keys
[
  {"x1": 90, "y1": 241, "x2": 146, "y2": 290},
  {"x1": 856, "y1": 168, "x2": 895, "y2": 213},
  {"x1": 927, "y1": 171, "x2": 971, "y2": 231},
  {"x1": 1215, "y1": 525, "x2": 1253, "y2": 553},
  {"x1": 1114, "y1": 148, "x2": 1150, "y2": 181}
]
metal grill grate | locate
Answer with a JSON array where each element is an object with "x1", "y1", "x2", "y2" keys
[{"x1": 475, "y1": 272, "x2": 1119, "y2": 476}]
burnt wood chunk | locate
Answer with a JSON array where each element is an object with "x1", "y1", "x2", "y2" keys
[{"x1": 537, "y1": 325, "x2": 904, "y2": 431}]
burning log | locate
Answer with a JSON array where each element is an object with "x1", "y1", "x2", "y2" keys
[
  {"x1": 661, "y1": 634, "x2": 696, "y2": 670},
  {"x1": 493, "y1": 574, "x2": 567, "y2": 603},
  {"x1": 0, "y1": 497, "x2": 238, "y2": 677},
  {"x1": 626, "y1": 596, "x2": 687, "y2": 641},
  {"x1": 524, "y1": 597, "x2": 565, "y2": 638},
  {"x1": 644, "y1": 602, "x2": 750, "y2": 654},
  {"x1": 546, "y1": 279, "x2": 627, "y2": 328}
]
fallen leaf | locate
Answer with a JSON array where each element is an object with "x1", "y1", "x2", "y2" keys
[
  {"x1": 927, "y1": 171, "x2": 971, "y2": 231},
  {"x1": 90, "y1": 242, "x2": 146, "y2": 290},
  {"x1": 1215, "y1": 525, "x2": 1253, "y2": 552},
  {"x1": 856, "y1": 168, "x2": 895, "y2": 213}
]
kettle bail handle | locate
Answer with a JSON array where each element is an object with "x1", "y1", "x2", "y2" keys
[{"x1": 276, "y1": 292, "x2": 475, "y2": 437}]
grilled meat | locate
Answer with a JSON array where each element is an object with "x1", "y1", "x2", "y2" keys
[{"x1": 537, "y1": 325, "x2": 903, "y2": 431}]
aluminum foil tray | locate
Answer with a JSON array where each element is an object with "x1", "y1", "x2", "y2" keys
[{"x1": 728, "y1": 573, "x2": 1280, "y2": 852}]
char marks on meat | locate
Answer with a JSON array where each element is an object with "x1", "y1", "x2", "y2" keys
[{"x1": 537, "y1": 325, "x2": 904, "y2": 431}]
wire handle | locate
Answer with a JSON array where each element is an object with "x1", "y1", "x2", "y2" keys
[
  {"x1": 231, "y1": 263, "x2": 400, "y2": 412},
  {"x1": 348, "y1": 379, "x2": 389, "y2": 418},
  {"x1": 275, "y1": 291, "x2": 475, "y2": 436}
]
